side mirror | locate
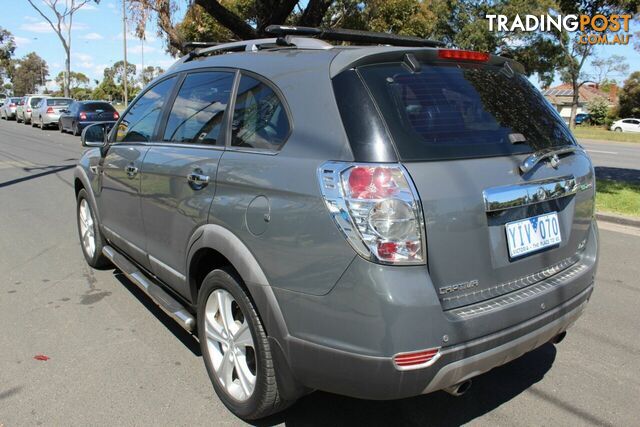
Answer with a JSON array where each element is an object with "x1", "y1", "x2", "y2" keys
[{"x1": 81, "y1": 122, "x2": 113, "y2": 148}]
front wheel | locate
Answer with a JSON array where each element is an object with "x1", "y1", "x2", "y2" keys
[
  {"x1": 76, "y1": 189, "x2": 110, "y2": 268},
  {"x1": 197, "y1": 269, "x2": 291, "y2": 420},
  {"x1": 614, "y1": 127, "x2": 623, "y2": 132}
]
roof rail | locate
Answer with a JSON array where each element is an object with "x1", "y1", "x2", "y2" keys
[
  {"x1": 265, "y1": 25, "x2": 445, "y2": 48},
  {"x1": 184, "y1": 36, "x2": 333, "y2": 61}
]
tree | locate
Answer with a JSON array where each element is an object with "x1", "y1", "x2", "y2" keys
[
  {"x1": 141, "y1": 65, "x2": 164, "y2": 85},
  {"x1": 586, "y1": 96, "x2": 610, "y2": 126},
  {"x1": 8, "y1": 52, "x2": 49, "y2": 96},
  {"x1": 26, "y1": 0, "x2": 98, "y2": 98},
  {"x1": 54, "y1": 70, "x2": 90, "y2": 94},
  {"x1": 618, "y1": 71, "x2": 640, "y2": 118},
  {"x1": 0, "y1": 26, "x2": 16, "y2": 80},
  {"x1": 590, "y1": 55, "x2": 630, "y2": 85}
]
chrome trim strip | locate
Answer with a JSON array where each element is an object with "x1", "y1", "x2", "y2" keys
[
  {"x1": 483, "y1": 175, "x2": 592, "y2": 212},
  {"x1": 149, "y1": 254, "x2": 187, "y2": 282},
  {"x1": 519, "y1": 146, "x2": 582, "y2": 174}
]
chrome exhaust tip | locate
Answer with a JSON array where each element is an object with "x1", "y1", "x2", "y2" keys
[
  {"x1": 550, "y1": 331, "x2": 567, "y2": 344},
  {"x1": 444, "y1": 379, "x2": 472, "y2": 397}
]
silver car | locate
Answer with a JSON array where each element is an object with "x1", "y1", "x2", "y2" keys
[
  {"x1": 75, "y1": 26, "x2": 598, "y2": 420},
  {"x1": 33, "y1": 97, "x2": 73, "y2": 129},
  {"x1": 18, "y1": 95, "x2": 49, "y2": 124},
  {"x1": 0, "y1": 97, "x2": 21, "y2": 120}
]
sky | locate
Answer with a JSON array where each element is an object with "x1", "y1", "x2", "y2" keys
[
  {"x1": 1, "y1": 1, "x2": 639, "y2": 90},
  {"x1": 1, "y1": 0, "x2": 180, "y2": 90}
]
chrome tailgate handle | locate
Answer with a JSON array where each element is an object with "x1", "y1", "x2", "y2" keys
[
  {"x1": 483, "y1": 175, "x2": 593, "y2": 212},
  {"x1": 519, "y1": 146, "x2": 581, "y2": 174}
]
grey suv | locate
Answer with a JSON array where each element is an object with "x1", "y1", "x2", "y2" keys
[{"x1": 74, "y1": 26, "x2": 598, "y2": 420}]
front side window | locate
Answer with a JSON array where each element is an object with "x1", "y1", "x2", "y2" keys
[
  {"x1": 116, "y1": 76, "x2": 176, "y2": 143},
  {"x1": 163, "y1": 71, "x2": 234, "y2": 144},
  {"x1": 231, "y1": 75, "x2": 290, "y2": 150}
]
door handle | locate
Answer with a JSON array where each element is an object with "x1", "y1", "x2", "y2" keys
[
  {"x1": 187, "y1": 171, "x2": 210, "y2": 189},
  {"x1": 125, "y1": 164, "x2": 138, "y2": 178}
]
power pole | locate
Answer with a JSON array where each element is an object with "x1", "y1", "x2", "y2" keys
[{"x1": 122, "y1": 0, "x2": 128, "y2": 107}]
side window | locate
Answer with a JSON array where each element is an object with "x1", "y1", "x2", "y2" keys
[
  {"x1": 115, "y1": 76, "x2": 176, "y2": 143},
  {"x1": 231, "y1": 75, "x2": 290, "y2": 150},
  {"x1": 162, "y1": 71, "x2": 234, "y2": 144}
]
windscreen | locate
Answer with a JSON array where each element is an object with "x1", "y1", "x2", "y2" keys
[
  {"x1": 358, "y1": 62, "x2": 576, "y2": 161},
  {"x1": 47, "y1": 98, "x2": 72, "y2": 106},
  {"x1": 82, "y1": 102, "x2": 115, "y2": 112}
]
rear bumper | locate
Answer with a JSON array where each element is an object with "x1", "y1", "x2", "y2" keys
[
  {"x1": 272, "y1": 220, "x2": 598, "y2": 399},
  {"x1": 42, "y1": 113, "x2": 61, "y2": 124},
  {"x1": 282, "y1": 284, "x2": 591, "y2": 399}
]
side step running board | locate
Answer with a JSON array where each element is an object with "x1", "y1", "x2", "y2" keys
[{"x1": 102, "y1": 246, "x2": 196, "y2": 332}]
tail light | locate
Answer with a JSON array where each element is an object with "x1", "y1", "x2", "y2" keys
[
  {"x1": 46, "y1": 107, "x2": 54, "y2": 113},
  {"x1": 26, "y1": 108, "x2": 31, "y2": 113},
  {"x1": 318, "y1": 162, "x2": 425, "y2": 265},
  {"x1": 9, "y1": 103, "x2": 15, "y2": 107},
  {"x1": 79, "y1": 111, "x2": 87, "y2": 120},
  {"x1": 438, "y1": 49, "x2": 490, "y2": 62},
  {"x1": 113, "y1": 111, "x2": 119, "y2": 120},
  {"x1": 393, "y1": 348, "x2": 440, "y2": 370}
]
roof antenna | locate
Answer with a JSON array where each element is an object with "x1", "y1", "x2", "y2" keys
[{"x1": 403, "y1": 53, "x2": 421, "y2": 73}]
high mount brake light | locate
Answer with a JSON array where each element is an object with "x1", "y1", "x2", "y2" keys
[
  {"x1": 113, "y1": 111, "x2": 119, "y2": 120},
  {"x1": 438, "y1": 49, "x2": 490, "y2": 62},
  {"x1": 318, "y1": 162, "x2": 426, "y2": 265}
]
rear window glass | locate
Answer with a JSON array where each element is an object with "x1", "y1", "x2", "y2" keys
[
  {"x1": 47, "y1": 98, "x2": 72, "y2": 106},
  {"x1": 81, "y1": 102, "x2": 115, "y2": 112},
  {"x1": 30, "y1": 97, "x2": 43, "y2": 106},
  {"x1": 10, "y1": 98, "x2": 20, "y2": 103},
  {"x1": 358, "y1": 62, "x2": 576, "y2": 161}
]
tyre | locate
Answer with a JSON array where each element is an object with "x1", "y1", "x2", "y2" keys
[
  {"x1": 73, "y1": 122, "x2": 80, "y2": 136},
  {"x1": 614, "y1": 127, "x2": 622, "y2": 132},
  {"x1": 59, "y1": 120, "x2": 65, "y2": 132},
  {"x1": 197, "y1": 268, "x2": 291, "y2": 420},
  {"x1": 40, "y1": 119, "x2": 46, "y2": 130},
  {"x1": 32, "y1": 117, "x2": 38, "y2": 127},
  {"x1": 16, "y1": 115, "x2": 22, "y2": 123},
  {"x1": 76, "y1": 189, "x2": 110, "y2": 268}
]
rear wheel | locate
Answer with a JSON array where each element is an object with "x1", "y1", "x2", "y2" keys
[
  {"x1": 198, "y1": 269, "x2": 291, "y2": 420},
  {"x1": 59, "y1": 120, "x2": 65, "y2": 132},
  {"x1": 76, "y1": 189, "x2": 110, "y2": 268}
]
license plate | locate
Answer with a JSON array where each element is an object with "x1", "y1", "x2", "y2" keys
[{"x1": 506, "y1": 212, "x2": 561, "y2": 258}]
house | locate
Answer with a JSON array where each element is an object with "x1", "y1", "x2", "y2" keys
[{"x1": 542, "y1": 82, "x2": 618, "y2": 123}]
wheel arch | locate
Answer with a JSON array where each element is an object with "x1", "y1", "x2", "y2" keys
[{"x1": 186, "y1": 224, "x2": 289, "y2": 342}]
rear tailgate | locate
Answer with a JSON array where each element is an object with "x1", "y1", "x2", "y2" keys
[{"x1": 358, "y1": 54, "x2": 596, "y2": 310}]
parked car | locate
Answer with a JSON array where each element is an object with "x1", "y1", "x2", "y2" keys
[
  {"x1": 610, "y1": 118, "x2": 640, "y2": 133},
  {"x1": 574, "y1": 113, "x2": 590, "y2": 125},
  {"x1": 59, "y1": 100, "x2": 120, "y2": 135},
  {"x1": 74, "y1": 26, "x2": 598, "y2": 420},
  {"x1": 32, "y1": 97, "x2": 73, "y2": 129},
  {"x1": 0, "y1": 97, "x2": 22, "y2": 120},
  {"x1": 18, "y1": 95, "x2": 49, "y2": 125}
]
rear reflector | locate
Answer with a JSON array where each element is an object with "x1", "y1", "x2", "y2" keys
[
  {"x1": 393, "y1": 348, "x2": 440, "y2": 370},
  {"x1": 438, "y1": 49, "x2": 490, "y2": 62}
]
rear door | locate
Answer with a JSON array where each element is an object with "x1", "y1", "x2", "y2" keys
[
  {"x1": 139, "y1": 69, "x2": 235, "y2": 298},
  {"x1": 358, "y1": 58, "x2": 595, "y2": 310},
  {"x1": 98, "y1": 76, "x2": 177, "y2": 268}
]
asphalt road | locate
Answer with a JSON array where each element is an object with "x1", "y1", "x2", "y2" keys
[
  {"x1": 1, "y1": 120, "x2": 639, "y2": 426},
  {"x1": 579, "y1": 139, "x2": 640, "y2": 184}
]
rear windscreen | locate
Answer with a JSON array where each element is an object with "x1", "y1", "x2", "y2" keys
[
  {"x1": 30, "y1": 97, "x2": 43, "y2": 106},
  {"x1": 47, "y1": 99, "x2": 72, "y2": 106},
  {"x1": 82, "y1": 102, "x2": 115, "y2": 112},
  {"x1": 358, "y1": 62, "x2": 576, "y2": 161}
]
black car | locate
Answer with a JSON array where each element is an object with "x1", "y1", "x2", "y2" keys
[{"x1": 59, "y1": 101, "x2": 119, "y2": 135}]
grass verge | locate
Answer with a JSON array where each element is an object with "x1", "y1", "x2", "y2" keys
[
  {"x1": 596, "y1": 179, "x2": 640, "y2": 218},
  {"x1": 572, "y1": 126, "x2": 640, "y2": 143}
]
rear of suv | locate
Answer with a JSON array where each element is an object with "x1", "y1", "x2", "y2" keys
[{"x1": 74, "y1": 26, "x2": 598, "y2": 420}]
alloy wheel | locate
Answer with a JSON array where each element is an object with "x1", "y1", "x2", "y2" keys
[
  {"x1": 78, "y1": 199, "x2": 96, "y2": 258},
  {"x1": 204, "y1": 288, "x2": 257, "y2": 402}
]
